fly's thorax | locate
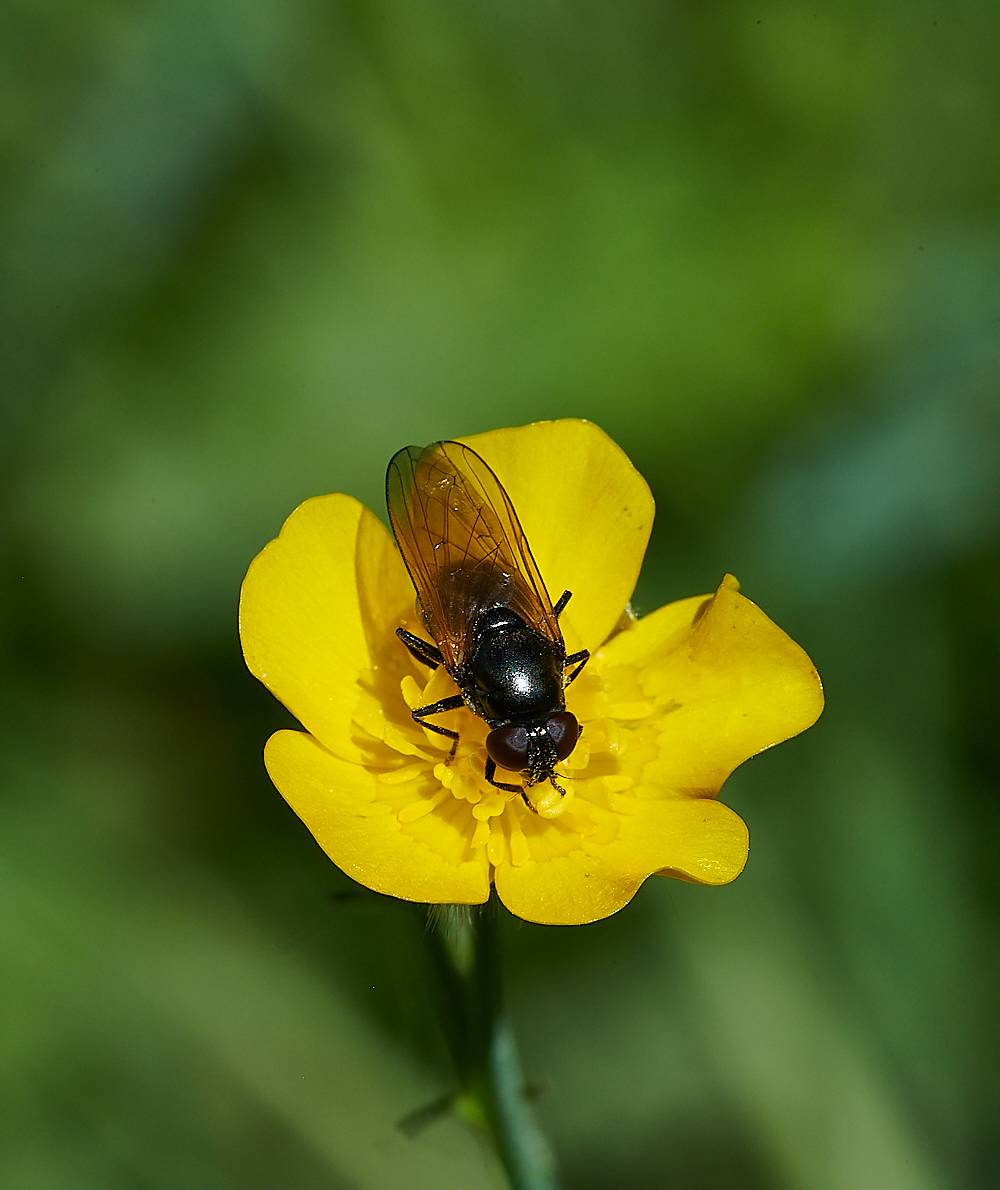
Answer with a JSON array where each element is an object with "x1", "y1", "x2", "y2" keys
[{"x1": 463, "y1": 609, "x2": 565, "y2": 725}]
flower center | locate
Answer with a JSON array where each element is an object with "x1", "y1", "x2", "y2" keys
[{"x1": 351, "y1": 652, "x2": 661, "y2": 873}]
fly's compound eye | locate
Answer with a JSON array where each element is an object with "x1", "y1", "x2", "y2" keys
[
  {"x1": 486, "y1": 726, "x2": 528, "y2": 773},
  {"x1": 545, "y1": 711, "x2": 580, "y2": 761}
]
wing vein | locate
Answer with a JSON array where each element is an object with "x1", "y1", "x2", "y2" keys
[{"x1": 385, "y1": 441, "x2": 562, "y2": 670}]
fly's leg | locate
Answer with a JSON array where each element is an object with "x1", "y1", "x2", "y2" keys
[
  {"x1": 397, "y1": 627, "x2": 444, "y2": 668},
  {"x1": 484, "y1": 756, "x2": 524, "y2": 797},
  {"x1": 483, "y1": 760, "x2": 571, "y2": 813},
  {"x1": 564, "y1": 648, "x2": 590, "y2": 685},
  {"x1": 484, "y1": 758, "x2": 552, "y2": 814},
  {"x1": 411, "y1": 694, "x2": 464, "y2": 760},
  {"x1": 553, "y1": 593, "x2": 588, "y2": 685}
]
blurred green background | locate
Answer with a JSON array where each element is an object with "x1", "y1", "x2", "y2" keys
[{"x1": 2, "y1": 2, "x2": 999, "y2": 1187}]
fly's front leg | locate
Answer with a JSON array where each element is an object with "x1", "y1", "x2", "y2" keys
[
  {"x1": 484, "y1": 757, "x2": 523, "y2": 797},
  {"x1": 397, "y1": 627, "x2": 444, "y2": 669},
  {"x1": 564, "y1": 648, "x2": 590, "y2": 685},
  {"x1": 411, "y1": 694, "x2": 464, "y2": 760},
  {"x1": 553, "y1": 590, "x2": 572, "y2": 619}
]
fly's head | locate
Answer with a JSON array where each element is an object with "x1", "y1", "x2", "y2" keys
[{"x1": 485, "y1": 711, "x2": 580, "y2": 789}]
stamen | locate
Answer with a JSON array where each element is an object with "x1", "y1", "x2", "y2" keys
[
  {"x1": 607, "y1": 699, "x2": 655, "y2": 720},
  {"x1": 450, "y1": 769, "x2": 483, "y2": 804},
  {"x1": 507, "y1": 805, "x2": 531, "y2": 866},
  {"x1": 487, "y1": 829, "x2": 506, "y2": 866},
  {"x1": 471, "y1": 819, "x2": 491, "y2": 849},
  {"x1": 397, "y1": 787, "x2": 451, "y2": 823},
  {"x1": 378, "y1": 762, "x2": 430, "y2": 785},
  {"x1": 587, "y1": 717, "x2": 625, "y2": 756},
  {"x1": 563, "y1": 738, "x2": 591, "y2": 771},
  {"x1": 472, "y1": 791, "x2": 505, "y2": 820},
  {"x1": 351, "y1": 695, "x2": 387, "y2": 741},
  {"x1": 383, "y1": 722, "x2": 436, "y2": 759},
  {"x1": 560, "y1": 810, "x2": 598, "y2": 836},
  {"x1": 535, "y1": 785, "x2": 573, "y2": 818}
]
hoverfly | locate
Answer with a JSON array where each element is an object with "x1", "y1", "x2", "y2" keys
[{"x1": 386, "y1": 441, "x2": 590, "y2": 810}]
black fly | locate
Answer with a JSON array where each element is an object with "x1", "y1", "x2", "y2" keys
[{"x1": 386, "y1": 441, "x2": 589, "y2": 811}]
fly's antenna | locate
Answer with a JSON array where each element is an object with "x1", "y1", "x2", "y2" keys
[{"x1": 546, "y1": 771, "x2": 583, "y2": 795}]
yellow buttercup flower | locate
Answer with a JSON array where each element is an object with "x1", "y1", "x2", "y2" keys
[{"x1": 239, "y1": 420, "x2": 823, "y2": 926}]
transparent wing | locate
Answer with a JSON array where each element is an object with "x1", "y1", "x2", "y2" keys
[{"x1": 385, "y1": 440, "x2": 562, "y2": 669}]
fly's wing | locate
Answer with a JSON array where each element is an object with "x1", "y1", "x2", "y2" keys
[{"x1": 386, "y1": 440, "x2": 562, "y2": 669}]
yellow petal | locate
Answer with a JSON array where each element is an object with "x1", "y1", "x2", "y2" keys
[
  {"x1": 594, "y1": 592, "x2": 711, "y2": 668},
  {"x1": 494, "y1": 797, "x2": 748, "y2": 925},
  {"x1": 459, "y1": 420, "x2": 653, "y2": 654},
  {"x1": 240, "y1": 495, "x2": 413, "y2": 763},
  {"x1": 265, "y1": 730, "x2": 491, "y2": 904},
  {"x1": 604, "y1": 575, "x2": 824, "y2": 794}
]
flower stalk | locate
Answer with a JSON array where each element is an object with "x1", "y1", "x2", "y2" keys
[{"x1": 426, "y1": 899, "x2": 558, "y2": 1190}]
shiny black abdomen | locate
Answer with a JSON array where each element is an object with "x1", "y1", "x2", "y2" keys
[{"x1": 460, "y1": 608, "x2": 565, "y2": 726}]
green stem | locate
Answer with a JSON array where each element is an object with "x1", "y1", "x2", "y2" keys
[{"x1": 426, "y1": 896, "x2": 559, "y2": 1190}]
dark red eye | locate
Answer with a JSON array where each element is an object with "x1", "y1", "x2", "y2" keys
[
  {"x1": 486, "y1": 726, "x2": 528, "y2": 772},
  {"x1": 546, "y1": 711, "x2": 580, "y2": 761}
]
